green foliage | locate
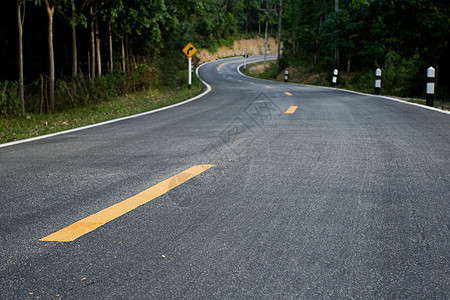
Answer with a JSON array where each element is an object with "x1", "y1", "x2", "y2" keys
[
  {"x1": 51, "y1": 65, "x2": 160, "y2": 112},
  {"x1": 0, "y1": 81, "x2": 21, "y2": 116},
  {"x1": 381, "y1": 51, "x2": 421, "y2": 97},
  {"x1": 282, "y1": 0, "x2": 449, "y2": 100},
  {"x1": 0, "y1": 82, "x2": 202, "y2": 143},
  {"x1": 347, "y1": 70, "x2": 374, "y2": 93},
  {"x1": 54, "y1": 74, "x2": 118, "y2": 110},
  {"x1": 4, "y1": 0, "x2": 449, "y2": 116}
]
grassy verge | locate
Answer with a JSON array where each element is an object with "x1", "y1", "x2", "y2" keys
[{"x1": 0, "y1": 81, "x2": 202, "y2": 144}]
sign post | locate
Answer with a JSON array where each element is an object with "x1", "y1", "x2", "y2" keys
[
  {"x1": 182, "y1": 42, "x2": 198, "y2": 89},
  {"x1": 188, "y1": 57, "x2": 192, "y2": 89}
]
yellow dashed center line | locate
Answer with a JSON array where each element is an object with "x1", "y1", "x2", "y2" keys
[
  {"x1": 285, "y1": 92, "x2": 293, "y2": 96},
  {"x1": 285, "y1": 106, "x2": 298, "y2": 114},
  {"x1": 217, "y1": 63, "x2": 226, "y2": 71},
  {"x1": 40, "y1": 165, "x2": 215, "y2": 242},
  {"x1": 265, "y1": 85, "x2": 271, "y2": 89}
]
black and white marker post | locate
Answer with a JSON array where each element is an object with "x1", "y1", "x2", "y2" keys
[
  {"x1": 374, "y1": 68, "x2": 381, "y2": 95},
  {"x1": 332, "y1": 69, "x2": 338, "y2": 87},
  {"x1": 188, "y1": 57, "x2": 192, "y2": 89},
  {"x1": 284, "y1": 70, "x2": 288, "y2": 82},
  {"x1": 243, "y1": 53, "x2": 248, "y2": 71},
  {"x1": 426, "y1": 66, "x2": 435, "y2": 107}
]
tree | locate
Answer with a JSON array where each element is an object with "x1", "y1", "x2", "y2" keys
[
  {"x1": 16, "y1": 0, "x2": 26, "y2": 111},
  {"x1": 42, "y1": 0, "x2": 55, "y2": 110},
  {"x1": 276, "y1": 0, "x2": 282, "y2": 73},
  {"x1": 88, "y1": 1, "x2": 103, "y2": 78},
  {"x1": 55, "y1": 0, "x2": 89, "y2": 78},
  {"x1": 101, "y1": 0, "x2": 120, "y2": 73},
  {"x1": 325, "y1": 4, "x2": 365, "y2": 87}
]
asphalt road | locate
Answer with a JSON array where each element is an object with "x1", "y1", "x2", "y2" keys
[{"x1": 1, "y1": 56, "x2": 449, "y2": 299}]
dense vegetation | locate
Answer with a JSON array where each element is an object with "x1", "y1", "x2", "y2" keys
[
  {"x1": 1, "y1": 0, "x2": 270, "y2": 116},
  {"x1": 281, "y1": 0, "x2": 449, "y2": 101},
  {"x1": 1, "y1": 0, "x2": 449, "y2": 119}
]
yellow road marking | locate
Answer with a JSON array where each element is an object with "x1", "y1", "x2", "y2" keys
[
  {"x1": 217, "y1": 63, "x2": 226, "y2": 71},
  {"x1": 40, "y1": 164, "x2": 215, "y2": 242},
  {"x1": 265, "y1": 85, "x2": 271, "y2": 88},
  {"x1": 217, "y1": 60, "x2": 236, "y2": 72},
  {"x1": 285, "y1": 92, "x2": 293, "y2": 96},
  {"x1": 285, "y1": 106, "x2": 298, "y2": 114}
]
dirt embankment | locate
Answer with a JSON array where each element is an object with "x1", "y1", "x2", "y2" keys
[{"x1": 195, "y1": 37, "x2": 279, "y2": 63}]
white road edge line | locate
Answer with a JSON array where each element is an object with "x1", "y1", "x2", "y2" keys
[
  {"x1": 236, "y1": 59, "x2": 450, "y2": 115},
  {"x1": 0, "y1": 64, "x2": 213, "y2": 149}
]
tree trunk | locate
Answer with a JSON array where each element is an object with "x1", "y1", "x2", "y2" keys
[
  {"x1": 16, "y1": 0, "x2": 25, "y2": 111},
  {"x1": 245, "y1": 17, "x2": 248, "y2": 35},
  {"x1": 276, "y1": 0, "x2": 282, "y2": 73},
  {"x1": 88, "y1": 51, "x2": 91, "y2": 78},
  {"x1": 435, "y1": 62, "x2": 439, "y2": 100},
  {"x1": 121, "y1": 38, "x2": 126, "y2": 72},
  {"x1": 126, "y1": 34, "x2": 131, "y2": 70},
  {"x1": 264, "y1": 16, "x2": 268, "y2": 69},
  {"x1": 346, "y1": 53, "x2": 351, "y2": 88},
  {"x1": 126, "y1": 35, "x2": 134, "y2": 69},
  {"x1": 293, "y1": 39, "x2": 296, "y2": 56},
  {"x1": 70, "y1": 1, "x2": 77, "y2": 78},
  {"x1": 43, "y1": 0, "x2": 55, "y2": 111},
  {"x1": 95, "y1": 18, "x2": 101, "y2": 76},
  {"x1": 40, "y1": 74, "x2": 44, "y2": 114},
  {"x1": 71, "y1": 25, "x2": 77, "y2": 77},
  {"x1": 335, "y1": 0, "x2": 339, "y2": 68},
  {"x1": 108, "y1": 21, "x2": 113, "y2": 73},
  {"x1": 90, "y1": 6, "x2": 95, "y2": 79}
]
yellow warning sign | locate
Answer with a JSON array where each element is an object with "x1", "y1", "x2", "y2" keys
[{"x1": 182, "y1": 42, "x2": 198, "y2": 58}]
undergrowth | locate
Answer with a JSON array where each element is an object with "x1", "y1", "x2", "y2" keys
[{"x1": 0, "y1": 63, "x2": 203, "y2": 143}]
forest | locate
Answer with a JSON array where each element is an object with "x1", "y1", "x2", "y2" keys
[
  {"x1": 281, "y1": 0, "x2": 449, "y2": 103},
  {"x1": 1, "y1": 0, "x2": 449, "y2": 116}
]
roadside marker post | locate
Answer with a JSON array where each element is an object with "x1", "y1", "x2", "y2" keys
[
  {"x1": 243, "y1": 53, "x2": 248, "y2": 71},
  {"x1": 284, "y1": 70, "x2": 288, "y2": 82},
  {"x1": 375, "y1": 68, "x2": 381, "y2": 95},
  {"x1": 182, "y1": 42, "x2": 198, "y2": 89},
  {"x1": 332, "y1": 69, "x2": 338, "y2": 87},
  {"x1": 426, "y1": 66, "x2": 435, "y2": 107}
]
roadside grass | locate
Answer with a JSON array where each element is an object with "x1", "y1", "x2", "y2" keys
[{"x1": 0, "y1": 81, "x2": 202, "y2": 144}]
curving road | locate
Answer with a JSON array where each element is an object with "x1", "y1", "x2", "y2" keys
[{"x1": 1, "y1": 56, "x2": 449, "y2": 298}]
